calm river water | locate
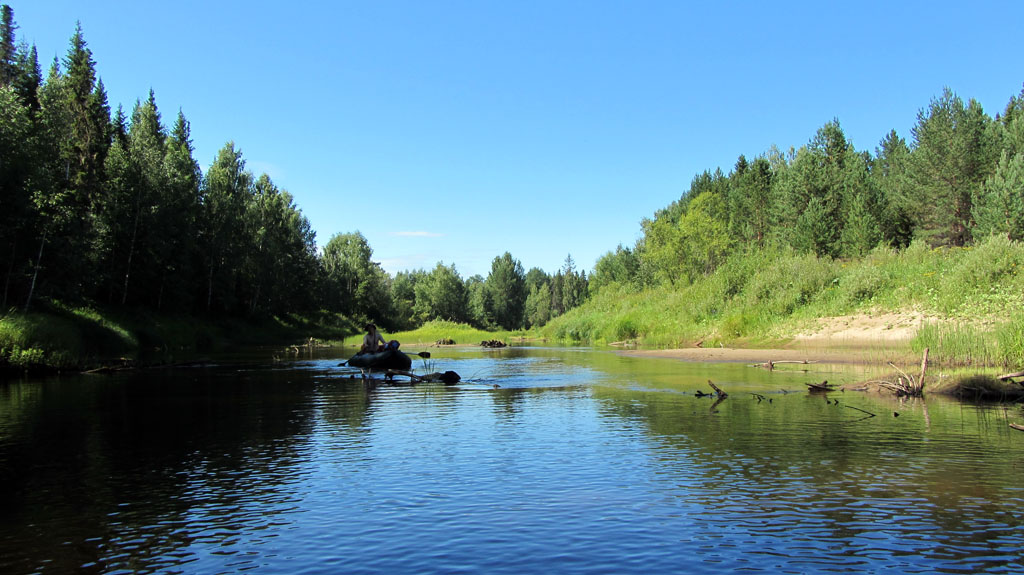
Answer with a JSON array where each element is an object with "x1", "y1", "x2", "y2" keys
[{"x1": 1, "y1": 346, "x2": 1022, "y2": 574}]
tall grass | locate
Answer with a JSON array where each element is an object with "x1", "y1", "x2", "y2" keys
[
  {"x1": 912, "y1": 316, "x2": 1024, "y2": 367},
  {"x1": 541, "y1": 236, "x2": 1024, "y2": 365}
]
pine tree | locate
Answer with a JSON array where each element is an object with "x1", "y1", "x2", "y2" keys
[
  {"x1": 13, "y1": 43, "x2": 41, "y2": 112},
  {"x1": 485, "y1": 252, "x2": 525, "y2": 330},
  {"x1": 0, "y1": 5, "x2": 16, "y2": 86},
  {"x1": 972, "y1": 151, "x2": 1024, "y2": 241},
  {"x1": 908, "y1": 88, "x2": 997, "y2": 246},
  {"x1": 873, "y1": 130, "x2": 914, "y2": 247}
]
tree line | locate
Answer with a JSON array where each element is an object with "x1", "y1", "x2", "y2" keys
[
  {"x1": 6, "y1": 8, "x2": 1021, "y2": 336},
  {"x1": 589, "y1": 86, "x2": 1024, "y2": 292},
  {"x1": 0, "y1": 8, "x2": 587, "y2": 332}
]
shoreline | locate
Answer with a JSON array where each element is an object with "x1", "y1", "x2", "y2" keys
[{"x1": 615, "y1": 345, "x2": 910, "y2": 365}]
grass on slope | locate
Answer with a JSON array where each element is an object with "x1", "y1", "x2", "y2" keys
[{"x1": 541, "y1": 236, "x2": 1024, "y2": 366}]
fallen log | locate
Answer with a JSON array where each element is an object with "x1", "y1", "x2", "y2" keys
[
  {"x1": 383, "y1": 369, "x2": 462, "y2": 384},
  {"x1": 707, "y1": 380, "x2": 728, "y2": 398},
  {"x1": 806, "y1": 380, "x2": 835, "y2": 392},
  {"x1": 997, "y1": 370, "x2": 1024, "y2": 384},
  {"x1": 1010, "y1": 423, "x2": 1024, "y2": 432},
  {"x1": 751, "y1": 359, "x2": 817, "y2": 370}
]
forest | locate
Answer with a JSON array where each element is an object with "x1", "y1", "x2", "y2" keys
[
  {"x1": 2, "y1": 6, "x2": 1024, "y2": 352},
  {"x1": 0, "y1": 7, "x2": 588, "y2": 336}
]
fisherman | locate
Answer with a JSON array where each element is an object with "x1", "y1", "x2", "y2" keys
[{"x1": 360, "y1": 323, "x2": 386, "y2": 353}]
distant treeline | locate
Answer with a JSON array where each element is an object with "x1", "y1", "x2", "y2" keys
[
  {"x1": 0, "y1": 8, "x2": 587, "y2": 333},
  {"x1": 590, "y1": 86, "x2": 1024, "y2": 291},
  {"x1": 3, "y1": 6, "x2": 1023, "y2": 337}
]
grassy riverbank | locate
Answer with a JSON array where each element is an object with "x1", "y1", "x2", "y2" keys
[
  {"x1": 0, "y1": 301, "x2": 355, "y2": 374},
  {"x1": 542, "y1": 236, "x2": 1024, "y2": 367}
]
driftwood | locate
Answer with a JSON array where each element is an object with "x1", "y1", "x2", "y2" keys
[
  {"x1": 1010, "y1": 423, "x2": 1024, "y2": 432},
  {"x1": 481, "y1": 340, "x2": 506, "y2": 348},
  {"x1": 707, "y1": 380, "x2": 728, "y2": 398},
  {"x1": 383, "y1": 369, "x2": 461, "y2": 384},
  {"x1": 806, "y1": 380, "x2": 836, "y2": 392},
  {"x1": 874, "y1": 348, "x2": 928, "y2": 397},
  {"x1": 751, "y1": 359, "x2": 817, "y2": 370},
  {"x1": 845, "y1": 405, "x2": 877, "y2": 418},
  {"x1": 997, "y1": 371, "x2": 1024, "y2": 385}
]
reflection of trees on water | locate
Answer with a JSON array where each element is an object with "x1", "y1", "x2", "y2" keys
[
  {"x1": 592, "y1": 385, "x2": 1024, "y2": 564},
  {"x1": 0, "y1": 366, "x2": 323, "y2": 574}
]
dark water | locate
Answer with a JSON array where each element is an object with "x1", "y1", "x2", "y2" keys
[{"x1": 1, "y1": 346, "x2": 1022, "y2": 574}]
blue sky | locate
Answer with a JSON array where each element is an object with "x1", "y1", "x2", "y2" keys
[{"x1": 12, "y1": 1, "x2": 1024, "y2": 277}]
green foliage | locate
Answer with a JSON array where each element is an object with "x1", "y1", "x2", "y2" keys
[
  {"x1": 542, "y1": 238, "x2": 1024, "y2": 362},
  {"x1": 391, "y1": 319, "x2": 515, "y2": 347},
  {"x1": 907, "y1": 88, "x2": 998, "y2": 246},
  {"x1": 6, "y1": 7, "x2": 1024, "y2": 362},
  {"x1": 972, "y1": 151, "x2": 1024, "y2": 240},
  {"x1": 524, "y1": 282, "x2": 551, "y2": 328},
  {"x1": 485, "y1": 252, "x2": 526, "y2": 330},
  {"x1": 413, "y1": 263, "x2": 468, "y2": 324},
  {"x1": 590, "y1": 244, "x2": 639, "y2": 293}
]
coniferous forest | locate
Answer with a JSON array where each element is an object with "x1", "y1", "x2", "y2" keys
[{"x1": 2, "y1": 7, "x2": 1024, "y2": 359}]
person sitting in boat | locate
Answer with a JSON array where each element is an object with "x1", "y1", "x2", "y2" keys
[{"x1": 361, "y1": 323, "x2": 387, "y2": 353}]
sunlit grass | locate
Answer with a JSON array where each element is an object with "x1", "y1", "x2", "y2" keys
[
  {"x1": 541, "y1": 236, "x2": 1024, "y2": 366},
  {"x1": 388, "y1": 319, "x2": 521, "y2": 347}
]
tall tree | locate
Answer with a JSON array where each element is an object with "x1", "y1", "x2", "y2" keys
[
  {"x1": 390, "y1": 270, "x2": 423, "y2": 331},
  {"x1": 413, "y1": 262, "x2": 467, "y2": 324},
  {"x1": 63, "y1": 23, "x2": 109, "y2": 211},
  {"x1": 907, "y1": 88, "x2": 997, "y2": 246},
  {"x1": 0, "y1": 4, "x2": 16, "y2": 87},
  {"x1": 11, "y1": 42, "x2": 40, "y2": 112},
  {"x1": 198, "y1": 142, "x2": 251, "y2": 312},
  {"x1": 560, "y1": 254, "x2": 588, "y2": 311},
  {"x1": 524, "y1": 281, "x2": 551, "y2": 328},
  {"x1": 0, "y1": 83, "x2": 33, "y2": 307},
  {"x1": 484, "y1": 252, "x2": 526, "y2": 330},
  {"x1": 158, "y1": 109, "x2": 201, "y2": 310},
  {"x1": 320, "y1": 231, "x2": 374, "y2": 318},
  {"x1": 972, "y1": 151, "x2": 1024, "y2": 241},
  {"x1": 590, "y1": 244, "x2": 638, "y2": 292},
  {"x1": 465, "y1": 274, "x2": 492, "y2": 329},
  {"x1": 873, "y1": 130, "x2": 914, "y2": 247}
]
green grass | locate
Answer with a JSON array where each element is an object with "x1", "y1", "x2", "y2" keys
[
  {"x1": 541, "y1": 236, "x2": 1024, "y2": 366},
  {"x1": 388, "y1": 319, "x2": 521, "y2": 347}
]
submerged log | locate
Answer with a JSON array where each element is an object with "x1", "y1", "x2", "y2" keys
[
  {"x1": 382, "y1": 369, "x2": 462, "y2": 384},
  {"x1": 751, "y1": 359, "x2": 817, "y2": 370},
  {"x1": 806, "y1": 380, "x2": 835, "y2": 392}
]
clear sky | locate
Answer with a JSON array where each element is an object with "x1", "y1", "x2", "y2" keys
[{"x1": 11, "y1": 1, "x2": 1024, "y2": 277}]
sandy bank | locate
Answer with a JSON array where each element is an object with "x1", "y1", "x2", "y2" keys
[{"x1": 620, "y1": 312, "x2": 932, "y2": 365}]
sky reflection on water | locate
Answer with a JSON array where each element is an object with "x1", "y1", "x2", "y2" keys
[{"x1": 1, "y1": 347, "x2": 1022, "y2": 574}]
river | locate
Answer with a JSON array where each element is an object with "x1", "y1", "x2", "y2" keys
[{"x1": 1, "y1": 345, "x2": 1022, "y2": 574}]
